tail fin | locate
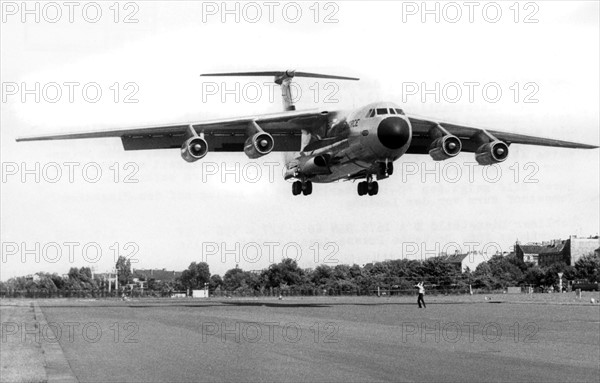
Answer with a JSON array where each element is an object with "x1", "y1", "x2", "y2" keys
[{"x1": 200, "y1": 70, "x2": 359, "y2": 111}]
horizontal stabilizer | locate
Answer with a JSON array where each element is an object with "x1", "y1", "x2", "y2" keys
[
  {"x1": 201, "y1": 70, "x2": 358, "y2": 111},
  {"x1": 201, "y1": 70, "x2": 359, "y2": 82}
]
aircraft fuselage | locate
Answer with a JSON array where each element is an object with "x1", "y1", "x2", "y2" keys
[{"x1": 286, "y1": 102, "x2": 412, "y2": 183}]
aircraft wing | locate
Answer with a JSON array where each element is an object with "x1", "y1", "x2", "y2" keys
[
  {"x1": 16, "y1": 110, "x2": 329, "y2": 152},
  {"x1": 407, "y1": 116, "x2": 598, "y2": 153}
]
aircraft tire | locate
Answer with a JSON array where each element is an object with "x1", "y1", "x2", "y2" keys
[
  {"x1": 292, "y1": 181, "x2": 302, "y2": 195},
  {"x1": 303, "y1": 181, "x2": 313, "y2": 196},
  {"x1": 357, "y1": 182, "x2": 367, "y2": 196},
  {"x1": 368, "y1": 181, "x2": 379, "y2": 196}
]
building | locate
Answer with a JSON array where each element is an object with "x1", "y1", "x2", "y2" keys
[
  {"x1": 132, "y1": 268, "x2": 181, "y2": 282},
  {"x1": 25, "y1": 273, "x2": 41, "y2": 282},
  {"x1": 443, "y1": 251, "x2": 488, "y2": 273},
  {"x1": 516, "y1": 236, "x2": 600, "y2": 267}
]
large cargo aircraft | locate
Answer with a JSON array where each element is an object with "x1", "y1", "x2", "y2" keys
[{"x1": 17, "y1": 70, "x2": 598, "y2": 196}]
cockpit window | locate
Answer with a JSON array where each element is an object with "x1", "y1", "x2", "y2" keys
[
  {"x1": 376, "y1": 108, "x2": 387, "y2": 115},
  {"x1": 389, "y1": 108, "x2": 396, "y2": 115},
  {"x1": 366, "y1": 109, "x2": 375, "y2": 118},
  {"x1": 395, "y1": 108, "x2": 405, "y2": 115}
]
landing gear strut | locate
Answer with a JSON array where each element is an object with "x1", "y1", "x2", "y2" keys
[
  {"x1": 357, "y1": 175, "x2": 379, "y2": 196},
  {"x1": 292, "y1": 180, "x2": 313, "y2": 196},
  {"x1": 378, "y1": 161, "x2": 394, "y2": 176}
]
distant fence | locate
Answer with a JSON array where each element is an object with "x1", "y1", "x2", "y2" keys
[
  {"x1": 0, "y1": 290, "x2": 175, "y2": 299},
  {"x1": 1, "y1": 286, "x2": 509, "y2": 299}
]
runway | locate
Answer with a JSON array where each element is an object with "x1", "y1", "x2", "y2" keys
[{"x1": 25, "y1": 296, "x2": 598, "y2": 382}]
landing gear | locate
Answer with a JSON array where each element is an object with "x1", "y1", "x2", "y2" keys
[
  {"x1": 302, "y1": 181, "x2": 313, "y2": 196},
  {"x1": 378, "y1": 161, "x2": 394, "y2": 176},
  {"x1": 292, "y1": 180, "x2": 313, "y2": 196},
  {"x1": 358, "y1": 181, "x2": 368, "y2": 196},
  {"x1": 368, "y1": 181, "x2": 379, "y2": 196},
  {"x1": 292, "y1": 181, "x2": 302, "y2": 196},
  {"x1": 357, "y1": 176, "x2": 379, "y2": 196}
]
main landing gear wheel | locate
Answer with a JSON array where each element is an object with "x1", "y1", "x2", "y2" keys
[
  {"x1": 368, "y1": 181, "x2": 379, "y2": 196},
  {"x1": 357, "y1": 181, "x2": 368, "y2": 196},
  {"x1": 292, "y1": 181, "x2": 302, "y2": 195},
  {"x1": 302, "y1": 181, "x2": 313, "y2": 196},
  {"x1": 292, "y1": 180, "x2": 313, "y2": 196},
  {"x1": 357, "y1": 180, "x2": 379, "y2": 196}
]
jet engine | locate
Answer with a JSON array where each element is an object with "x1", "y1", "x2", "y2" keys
[
  {"x1": 475, "y1": 141, "x2": 509, "y2": 165},
  {"x1": 181, "y1": 136, "x2": 208, "y2": 163},
  {"x1": 244, "y1": 132, "x2": 275, "y2": 159},
  {"x1": 428, "y1": 135, "x2": 462, "y2": 161}
]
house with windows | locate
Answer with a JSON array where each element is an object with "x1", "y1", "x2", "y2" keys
[
  {"x1": 515, "y1": 235, "x2": 600, "y2": 267},
  {"x1": 443, "y1": 251, "x2": 488, "y2": 273},
  {"x1": 132, "y1": 268, "x2": 181, "y2": 283}
]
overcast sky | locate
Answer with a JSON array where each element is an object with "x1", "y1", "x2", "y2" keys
[{"x1": 1, "y1": 1, "x2": 598, "y2": 280}]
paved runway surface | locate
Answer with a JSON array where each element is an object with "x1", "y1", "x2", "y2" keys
[{"x1": 34, "y1": 297, "x2": 599, "y2": 382}]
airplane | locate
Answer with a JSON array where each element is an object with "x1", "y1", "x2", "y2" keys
[{"x1": 16, "y1": 70, "x2": 598, "y2": 196}]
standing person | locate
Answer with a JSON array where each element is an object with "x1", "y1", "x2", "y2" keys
[{"x1": 415, "y1": 282, "x2": 426, "y2": 308}]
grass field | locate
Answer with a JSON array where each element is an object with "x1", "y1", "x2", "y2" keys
[{"x1": 2, "y1": 294, "x2": 599, "y2": 382}]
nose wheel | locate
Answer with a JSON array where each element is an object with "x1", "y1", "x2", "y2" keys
[
  {"x1": 292, "y1": 180, "x2": 313, "y2": 196},
  {"x1": 357, "y1": 179, "x2": 379, "y2": 196}
]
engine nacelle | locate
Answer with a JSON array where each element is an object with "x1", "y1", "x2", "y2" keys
[
  {"x1": 475, "y1": 141, "x2": 509, "y2": 165},
  {"x1": 181, "y1": 137, "x2": 208, "y2": 163},
  {"x1": 244, "y1": 132, "x2": 274, "y2": 159},
  {"x1": 428, "y1": 135, "x2": 462, "y2": 161},
  {"x1": 298, "y1": 154, "x2": 331, "y2": 175}
]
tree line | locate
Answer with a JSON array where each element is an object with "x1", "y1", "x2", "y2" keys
[{"x1": 2, "y1": 252, "x2": 597, "y2": 297}]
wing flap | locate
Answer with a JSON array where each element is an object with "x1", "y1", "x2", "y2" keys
[
  {"x1": 408, "y1": 116, "x2": 598, "y2": 154},
  {"x1": 121, "y1": 131, "x2": 301, "y2": 151},
  {"x1": 17, "y1": 110, "x2": 325, "y2": 152}
]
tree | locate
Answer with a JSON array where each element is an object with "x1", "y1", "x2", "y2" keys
[
  {"x1": 262, "y1": 258, "x2": 304, "y2": 288},
  {"x1": 482, "y1": 254, "x2": 524, "y2": 288},
  {"x1": 333, "y1": 265, "x2": 351, "y2": 280},
  {"x1": 574, "y1": 253, "x2": 600, "y2": 283},
  {"x1": 68, "y1": 267, "x2": 82, "y2": 281},
  {"x1": 523, "y1": 266, "x2": 544, "y2": 287},
  {"x1": 50, "y1": 273, "x2": 65, "y2": 290},
  {"x1": 115, "y1": 256, "x2": 132, "y2": 286},
  {"x1": 179, "y1": 262, "x2": 211, "y2": 290},
  {"x1": 79, "y1": 267, "x2": 93, "y2": 283},
  {"x1": 420, "y1": 257, "x2": 460, "y2": 286},
  {"x1": 222, "y1": 268, "x2": 247, "y2": 291},
  {"x1": 209, "y1": 274, "x2": 223, "y2": 291},
  {"x1": 311, "y1": 265, "x2": 333, "y2": 286},
  {"x1": 349, "y1": 264, "x2": 363, "y2": 279}
]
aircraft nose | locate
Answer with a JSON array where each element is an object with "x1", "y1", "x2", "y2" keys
[{"x1": 377, "y1": 117, "x2": 411, "y2": 150}]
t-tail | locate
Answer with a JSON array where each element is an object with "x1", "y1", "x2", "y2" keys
[{"x1": 200, "y1": 70, "x2": 359, "y2": 112}]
